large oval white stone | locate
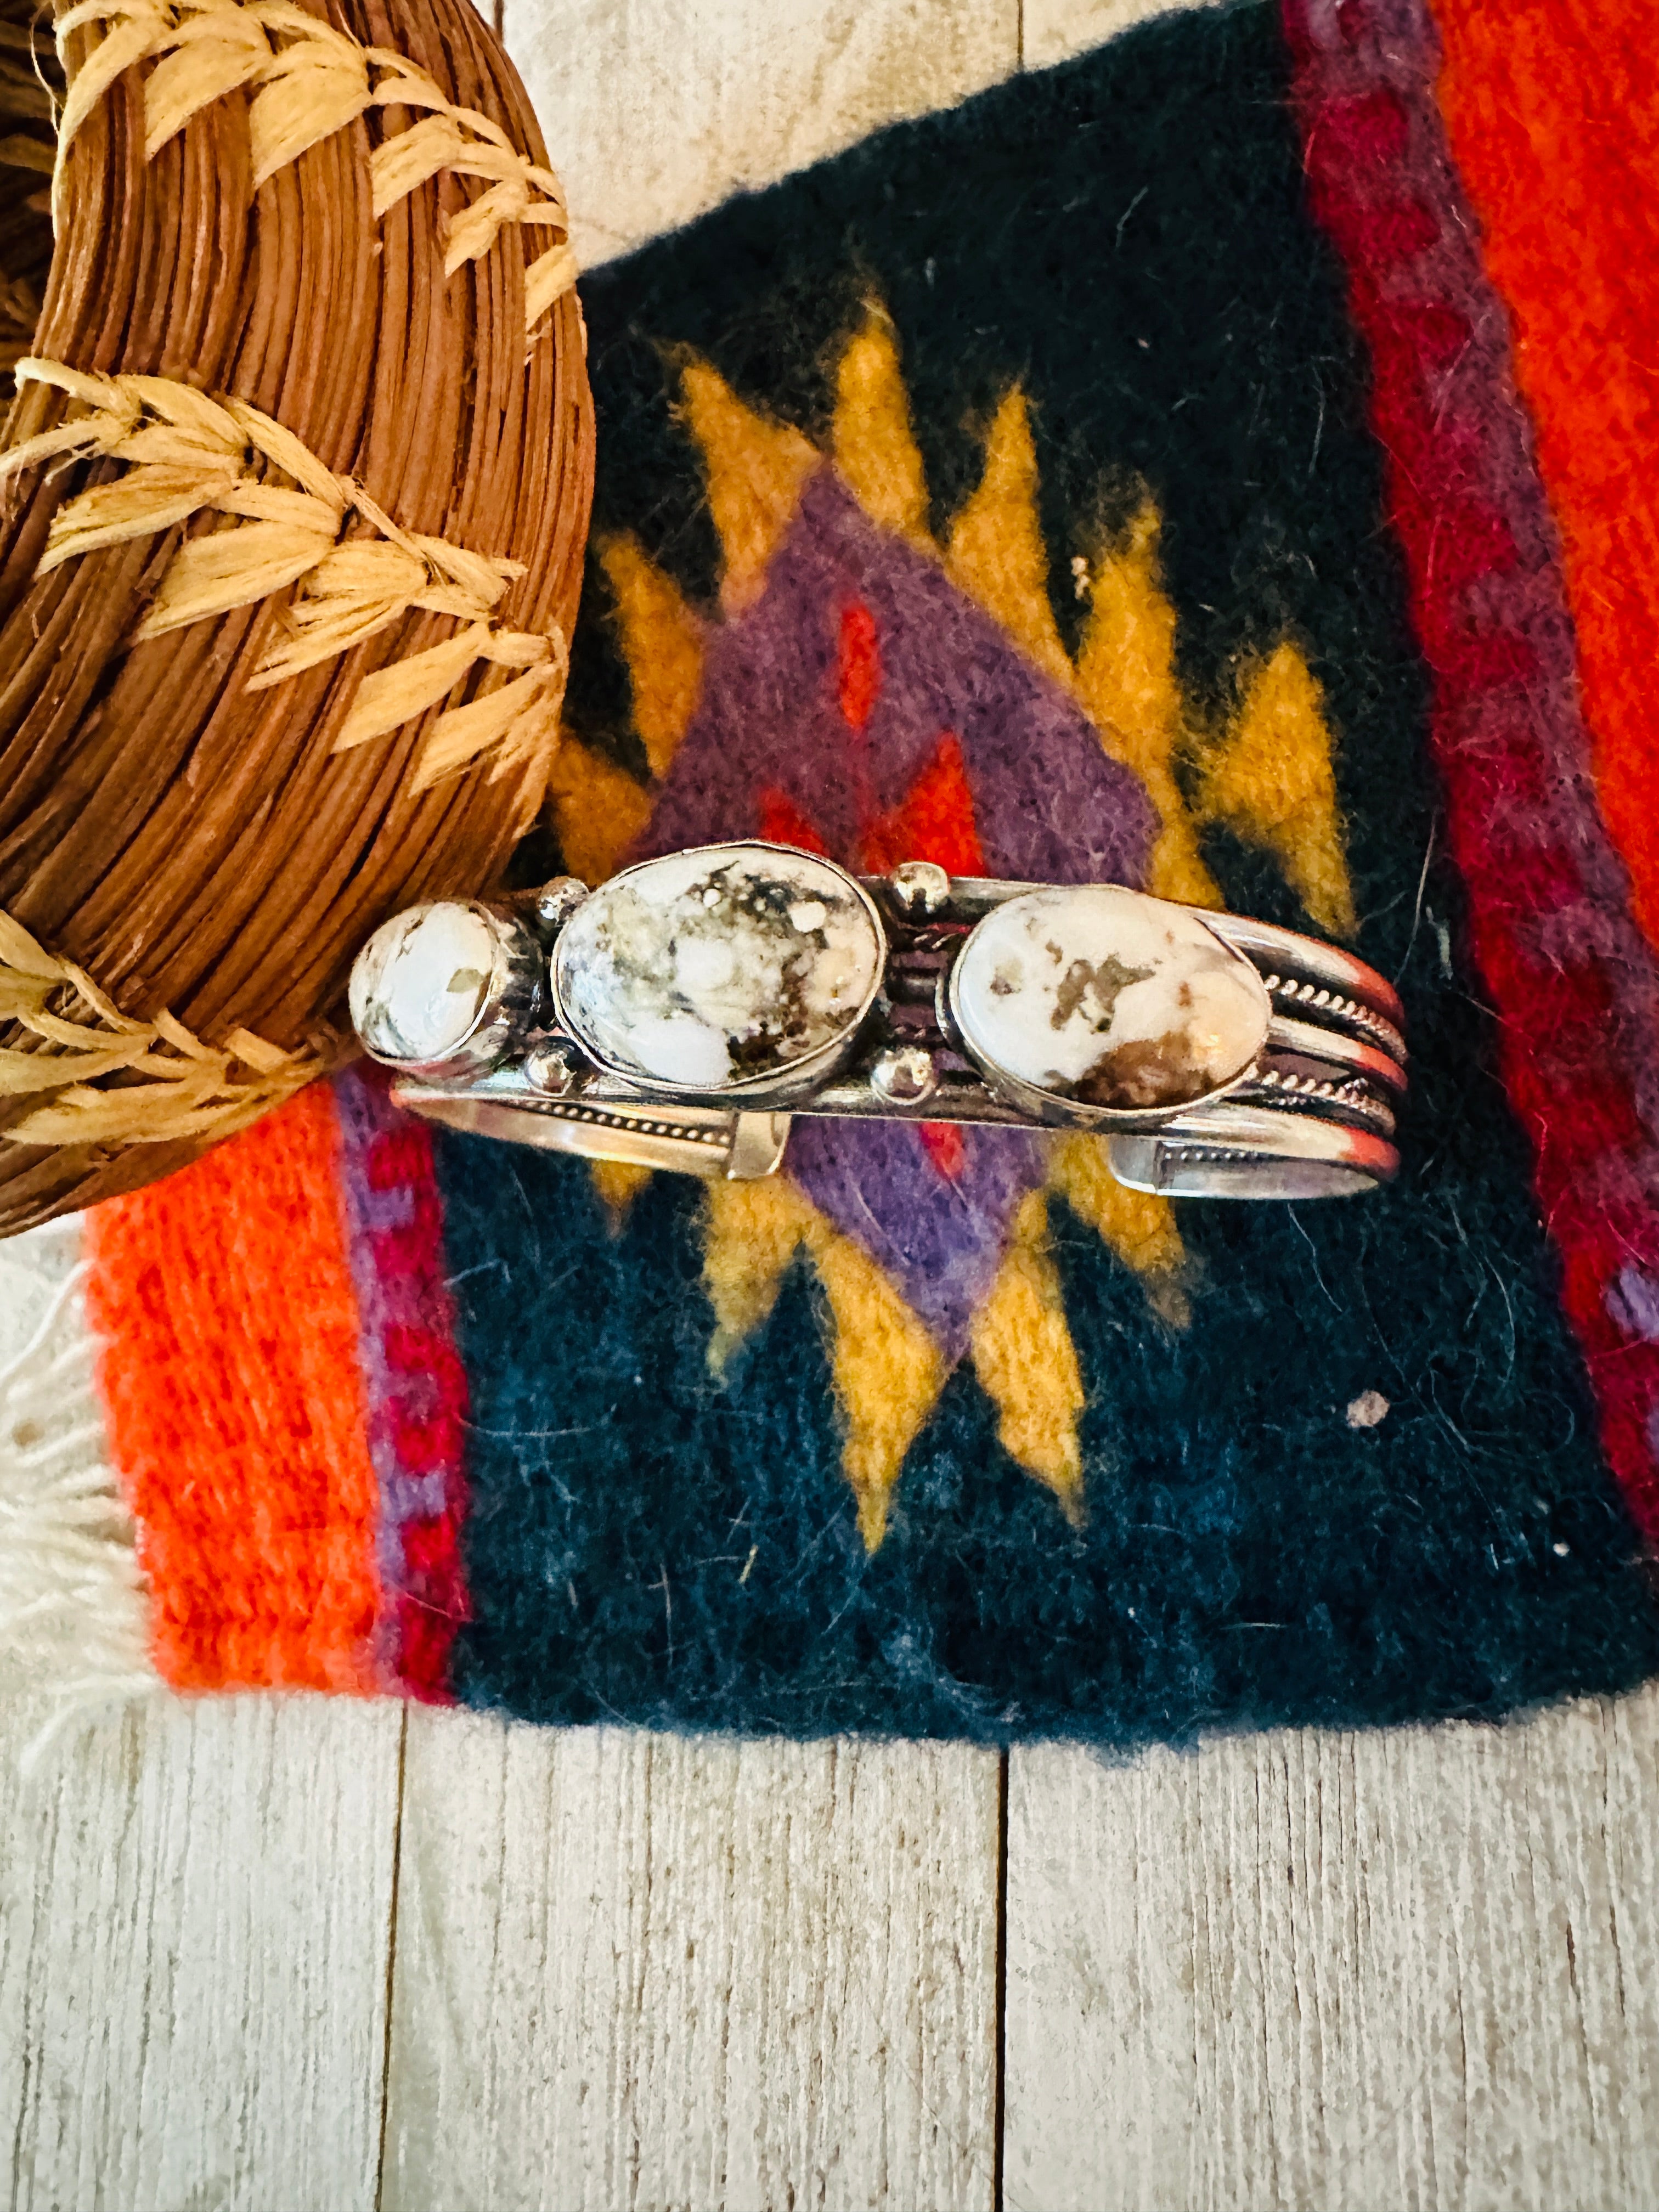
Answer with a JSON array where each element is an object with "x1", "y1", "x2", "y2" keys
[
  {"x1": 554, "y1": 844, "x2": 884, "y2": 1091},
  {"x1": 952, "y1": 885, "x2": 1268, "y2": 1111},
  {"x1": 351, "y1": 901, "x2": 499, "y2": 1066}
]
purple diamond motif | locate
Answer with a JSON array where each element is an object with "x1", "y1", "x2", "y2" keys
[{"x1": 638, "y1": 467, "x2": 1158, "y2": 1350}]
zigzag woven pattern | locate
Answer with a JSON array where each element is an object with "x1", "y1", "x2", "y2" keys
[{"x1": 12, "y1": 0, "x2": 1659, "y2": 1745}]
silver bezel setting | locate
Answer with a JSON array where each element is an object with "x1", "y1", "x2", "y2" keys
[
  {"x1": 549, "y1": 840, "x2": 890, "y2": 1105},
  {"x1": 351, "y1": 900, "x2": 547, "y2": 1087},
  {"x1": 943, "y1": 885, "x2": 1273, "y2": 1133}
]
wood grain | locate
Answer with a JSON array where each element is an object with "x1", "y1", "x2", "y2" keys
[
  {"x1": 379, "y1": 1712, "x2": 1000, "y2": 2212},
  {"x1": 1003, "y1": 1686, "x2": 1659, "y2": 2212},
  {"x1": 6, "y1": 4, "x2": 1659, "y2": 2209},
  {"x1": 0, "y1": 1692, "x2": 401, "y2": 2212},
  {"x1": 506, "y1": 0, "x2": 1020, "y2": 267},
  {"x1": 1021, "y1": 0, "x2": 1231, "y2": 70}
]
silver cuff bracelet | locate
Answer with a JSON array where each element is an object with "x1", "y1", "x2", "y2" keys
[{"x1": 348, "y1": 840, "x2": 1407, "y2": 1200}]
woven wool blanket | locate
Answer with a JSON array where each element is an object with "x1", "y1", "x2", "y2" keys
[{"x1": 6, "y1": 0, "x2": 1659, "y2": 1747}]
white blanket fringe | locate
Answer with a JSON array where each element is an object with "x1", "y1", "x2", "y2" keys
[{"x1": 0, "y1": 1240, "x2": 156, "y2": 1769}]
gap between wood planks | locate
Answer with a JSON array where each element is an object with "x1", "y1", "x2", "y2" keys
[
  {"x1": 374, "y1": 1702, "x2": 410, "y2": 2212},
  {"x1": 367, "y1": 1721, "x2": 1001, "y2": 2207},
  {"x1": 994, "y1": 1746, "x2": 1010, "y2": 2212}
]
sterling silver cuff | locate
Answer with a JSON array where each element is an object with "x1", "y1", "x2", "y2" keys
[{"x1": 348, "y1": 841, "x2": 1407, "y2": 1199}]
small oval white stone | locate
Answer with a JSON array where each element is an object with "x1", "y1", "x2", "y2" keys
[
  {"x1": 554, "y1": 844, "x2": 884, "y2": 1091},
  {"x1": 351, "y1": 902, "x2": 499, "y2": 1066},
  {"x1": 952, "y1": 885, "x2": 1267, "y2": 1112}
]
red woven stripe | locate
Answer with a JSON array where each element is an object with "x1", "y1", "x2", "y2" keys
[
  {"x1": 1431, "y1": 0, "x2": 1659, "y2": 959},
  {"x1": 1284, "y1": 0, "x2": 1659, "y2": 1538},
  {"x1": 331, "y1": 1068, "x2": 472, "y2": 1701}
]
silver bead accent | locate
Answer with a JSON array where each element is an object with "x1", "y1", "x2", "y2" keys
[
  {"x1": 518, "y1": 876, "x2": 590, "y2": 941},
  {"x1": 888, "y1": 860, "x2": 952, "y2": 918},
  {"x1": 871, "y1": 1045, "x2": 938, "y2": 1104},
  {"x1": 523, "y1": 1041, "x2": 582, "y2": 1097}
]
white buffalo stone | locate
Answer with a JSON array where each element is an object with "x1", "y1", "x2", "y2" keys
[
  {"x1": 952, "y1": 885, "x2": 1267, "y2": 1111},
  {"x1": 555, "y1": 845, "x2": 883, "y2": 1090},
  {"x1": 351, "y1": 901, "x2": 499, "y2": 1066}
]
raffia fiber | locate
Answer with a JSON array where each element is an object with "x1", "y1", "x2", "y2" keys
[
  {"x1": 0, "y1": 0, "x2": 594, "y2": 1233},
  {"x1": 0, "y1": 902, "x2": 316, "y2": 1144},
  {"x1": 50, "y1": 0, "x2": 578, "y2": 334},
  {"x1": 1, "y1": 356, "x2": 569, "y2": 786}
]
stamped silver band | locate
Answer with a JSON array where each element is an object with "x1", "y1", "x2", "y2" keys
[
  {"x1": 396, "y1": 1081, "x2": 792, "y2": 1180},
  {"x1": 1106, "y1": 1107, "x2": 1398, "y2": 1201},
  {"x1": 349, "y1": 843, "x2": 1407, "y2": 1199}
]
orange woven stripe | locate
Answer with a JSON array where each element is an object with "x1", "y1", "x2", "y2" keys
[
  {"x1": 84, "y1": 1084, "x2": 382, "y2": 1693},
  {"x1": 1431, "y1": 0, "x2": 1659, "y2": 950}
]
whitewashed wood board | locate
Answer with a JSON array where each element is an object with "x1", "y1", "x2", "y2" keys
[
  {"x1": 507, "y1": 0, "x2": 1021, "y2": 269},
  {"x1": 0, "y1": 1693, "x2": 402, "y2": 2212},
  {"x1": 1005, "y1": 1686, "x2": 1659, "y2": 2212},
  {"x1": 379, "y1": 1714, "x2": 1000, "y2": 2212},
  {"x1": 5, "y1": 0, "x2": 1659, "y2": 2205},
  {"x1": 508, "y1": 0, "x2": 1229, "y2": 271}
]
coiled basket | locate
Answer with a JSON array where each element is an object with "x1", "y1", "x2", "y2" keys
[{"x1": 0, "y1": 0, "x2": 592, "y2": 1233}]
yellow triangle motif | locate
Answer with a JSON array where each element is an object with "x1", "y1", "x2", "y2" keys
[
  {"x1": 968, "y1": 1190, "x2": 1087, "y2": 1522},
  {"x1": 944, "y1": 388, "x2": 1074, "y2": 687},
  {"x1": 1047, "y1": 1133, "x2": 1190, "y2": 1331},
  {"x1": 1074, "y1": 502, "x2": 1221, "y2": 910},
  {"x1": 545, "y1": 735, "x2": 652, "y2": 888},
  {"x1": 588, "y1": 1158, "x2": 656, "y2": 1221},
  {"x1": 1199, "y1": 640, "x2": 1357, "y2": 938},
  {"x1": 702, "y1": 1179, "x2": 946, "y2": 1552},
  {"x1": 571, "y1": 305, "x2": 1359, "y2": 1547},
  {"x1": 812, "y1": 1229, "x2": 948, "y2": 1554},
  {"x1": 597, "y1": 534, "x2": 705, "y2": 780},
  {"x1": 678, "y1": 360, "x2": 819, "y2": 613},
  {"x1": 702, "y1": 1177, "x2": 815, "y2": 1380},
  {"x1": 831, "y1": 306, "x2": 932, "y2": 545}
]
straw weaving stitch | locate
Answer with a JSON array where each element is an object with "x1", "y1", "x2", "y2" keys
[{"x1": 25, "y1": 0, "x2": 1659, "y2": 1743}]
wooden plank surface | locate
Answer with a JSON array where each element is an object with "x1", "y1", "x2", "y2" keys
[
  {"x1": 1004, "y1": 1686, "x2": 1659, "y2": 2212},
  {"x1": 507, "y1": 0, "x2": 1021, "y2": 268},
  {"x1": 0, "y1": 1692, "x2": 402, "y2": 2212},
  {"x1": 1022, "y1": 0, "x2": 1231, "y2": 71},
  {"x1": 380, "y1": 1713, "x2": 1000, "y2": 2212},
  {"x1": 7, "y1": 2, "x2": 1659, "y2": 2209}
]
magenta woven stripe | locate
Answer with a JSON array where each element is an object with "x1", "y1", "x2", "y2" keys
[
  {"x1": 1283, "y1": 0, "x2": 1659, "y2": 1534},
  {"x1": 332, "y1": 1065, "x2": 471, "y2": 1697}
]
